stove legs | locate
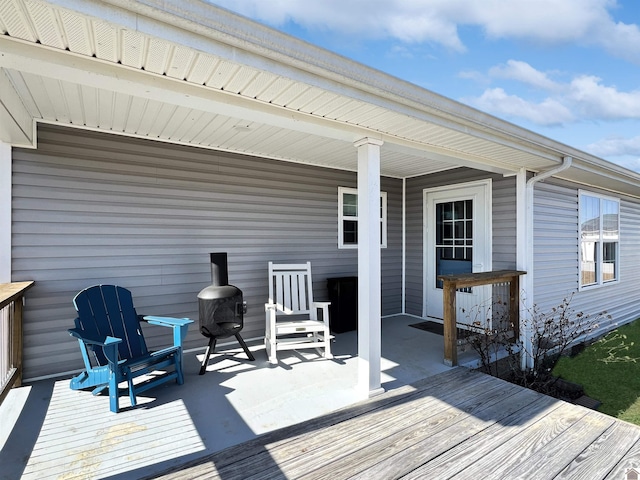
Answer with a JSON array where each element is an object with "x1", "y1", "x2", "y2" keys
[
  {"x1": 199, "y1": 337, "x2": 217, "y2": 375},
  {"x1": 235, "y1": 333, "x2": 256, "y2": 361},
  {"x1": 199, "y1": 333, "x2": 255, "y2": 375}
]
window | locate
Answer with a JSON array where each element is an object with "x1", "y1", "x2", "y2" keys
[
  {"x1": 579, "y1": 191, "x2": 619, "y2": 288},
  {"x1": 435, "y1": 199, "x2": 473, "y2": 290},
  {"x1": 338, "y1": 187, "x2": 387, "y2": 248}
]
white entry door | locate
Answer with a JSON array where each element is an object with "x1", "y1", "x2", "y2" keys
[{"x1": 424, "y1": 181, "x2": 492, "y2": 325}]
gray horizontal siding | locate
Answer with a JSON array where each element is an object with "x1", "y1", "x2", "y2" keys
[
  {"x1": 404, "y1": 168, "x2": 517, "y2": 317},
  {"x1": 492, "y1": 175, "x2": 517, "y2": 270},
  {"x1": 13, "y1": 125, "x2": 402, "y2": 379},
  {"x1": 533, "y1": 180, "x2": 640, "y2": 333}
]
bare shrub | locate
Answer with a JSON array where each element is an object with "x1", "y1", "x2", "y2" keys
[{"x1": 465, "y1": 292, "x2": 612, "y2": 397}]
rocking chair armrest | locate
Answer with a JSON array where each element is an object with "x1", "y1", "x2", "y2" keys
[
  {"x1": 312, "y1": 301, "x2": 331, "y2": 309},
  {"x1": 265, "y1": 302, "x2": 277, "y2": 311},
  {"x1": 141, "y1": 316, "x2": 193, "y2": 328},
  {"x1": 68, "y1": 328, "x2": 122, "y2": 348},
  {"x1": 312, "y1": 302, "x2": 331, "y2": 325}
]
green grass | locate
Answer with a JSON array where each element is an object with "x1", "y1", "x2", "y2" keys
[{"x1": 553, "y1": 318, "x2": 640, "y2": 425}]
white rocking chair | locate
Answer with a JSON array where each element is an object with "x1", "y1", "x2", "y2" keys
[{"x1": 265, "y1": 262, "x2": 334, "y2": 364}]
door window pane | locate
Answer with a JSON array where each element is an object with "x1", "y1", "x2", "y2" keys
[{"x1": 436, "y1": 199, "x2": 473, "y2": 289}]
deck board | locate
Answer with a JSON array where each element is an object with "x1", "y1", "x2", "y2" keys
[
  {"x1": 148, "y1": 368, "x2": 640, "y2": 480},
  {"x1": 603, "y1": 435, "x2": 640, "y2": 479},
  {"x1": 306, "y1": 381, "x2": 525, "y2": 480},
  {"x1": 503, "y1": 411, "x2": 616, "y2": 478},
  {"x1": 402, "y1": 394, "x2": 560, "y2": 479},
  {"x1": 557, "y1": 421, "x2": 640, "y2": 478}
]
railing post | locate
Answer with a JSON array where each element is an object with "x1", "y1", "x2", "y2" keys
[
  {"x1": 442, "y1": 278, "x2": 457, "y2": 367},
  {"x1": 509, "y1": 274, "x2": 520, "y2": 336},
  {"x1": 12, "y1": 294, "x2": 24, "y2": 388}
]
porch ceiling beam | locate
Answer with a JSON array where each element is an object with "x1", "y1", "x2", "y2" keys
[
  {"x1": 383, "y1": 142, "x2": 517, "y2": 176},
  {"x1": 0, "y1": 68, "x2": 34, "y2": 147}
]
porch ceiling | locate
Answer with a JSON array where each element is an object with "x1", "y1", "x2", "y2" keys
[{"x1": 1, "y1": 0, "x2": 640, "y2": 193}]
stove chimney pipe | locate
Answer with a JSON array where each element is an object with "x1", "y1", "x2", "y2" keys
[{"x1": 210, "y1": 252, "x2": 229, "y2": 287}]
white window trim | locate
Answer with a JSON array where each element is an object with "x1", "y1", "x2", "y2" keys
[
  {"x1": 338, "y1": 186, "x2": 387, "y2": 249},
  {"x1": 578, "y1": 190, "x2": 620, "y2": 290}
]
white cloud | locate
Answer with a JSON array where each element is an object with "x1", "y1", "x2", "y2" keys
[
  {"x1": 468, "y1": 88, "x2": 574, "y2": 126},
  {"x1": 208, "y1": 0, "x2": 640, "y2": 63},
  {"x1": 388, "y1": 45, "x2": 415, "y2": 59},
  {"x1": 568, "y1": 75, "x2": 640, "y2": 119},
  {"x1": 209, "y1": 0, "x2": 466, "y2": 50},
  {"x1": 465, "y1": 62, "x2": 640, "y2": 126},
  {"x1": 590, "y1": 15, "x2": 640, "y2": 63},
  {"x1": 587, "y1": 135, "x2": 640, "y2": 157},
  {"x1": 458, "y1": 0, "x2": 640, "y2": 62},
  {"x1": 602, "y1": 155, "x2": 640, "y2": 172},
  {"x1": 458, "y1": 70, "x2": 488, "y2": 83},
  {"x1": 488, "y1": 60, "x2": 561, "y2": 92}
]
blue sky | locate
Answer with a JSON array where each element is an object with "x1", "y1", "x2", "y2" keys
[{"x1": 208, "y1": 0, "x2": 640, "y2": 173}]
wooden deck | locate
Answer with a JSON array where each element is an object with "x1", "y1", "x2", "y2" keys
[{"x1": 149, "y1": 368, "x2": 640, "y2": 480}]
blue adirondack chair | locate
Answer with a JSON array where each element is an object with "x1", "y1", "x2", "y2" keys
[{"x1": 68, "y1": 285, "x2": 193, "y2": 413}]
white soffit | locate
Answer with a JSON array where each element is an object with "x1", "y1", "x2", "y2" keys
[{"x1": 1, "y1": 0, "x2": 639, "y2": 192}]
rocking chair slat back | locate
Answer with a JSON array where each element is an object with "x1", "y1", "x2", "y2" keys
[{"x1": 271, "y1": 267, "x2": 312, "y2": 315}]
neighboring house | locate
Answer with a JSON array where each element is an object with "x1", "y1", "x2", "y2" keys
[{"x1": 1, "y1": 0, "x2": 639, "y2": 395}]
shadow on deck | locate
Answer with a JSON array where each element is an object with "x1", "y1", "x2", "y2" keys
[
  {"x1": 149, "y1": 367, "x2": 640, "y2": 479},
  {"x1": 3, "y1": 315, "x2": 637, "y2": 479}
]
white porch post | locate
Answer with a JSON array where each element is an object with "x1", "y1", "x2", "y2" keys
[
  {"x1": 0, "y1": 141, "x2": 11, "y2": 283},
  {"x1": 354, "y1": 137, "x2": 384, "y2": 397},
  {"x1": 516, "y1": 167, "x2": 534, "y2": 369}
]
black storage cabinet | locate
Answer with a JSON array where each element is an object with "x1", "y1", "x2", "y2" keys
[{"x1": 327, "y1": 276, "x2": 358, "y2": 333}]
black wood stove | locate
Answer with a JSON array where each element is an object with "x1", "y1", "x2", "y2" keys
[{"x1": 197, "y1": 252, "x2": 255, "y2": 375}]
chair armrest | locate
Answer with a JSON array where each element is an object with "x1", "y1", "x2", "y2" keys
[
  {"x1": 68, "y1": 327, "x2": 121, "y2": 366},
  {"x1": 68, "y1": 328, "x2": 121, "y2": 348},
  {"x1": 142, "y1": 316, "x2": 193, "y2": 328},
  {"x1": 265, "y1": 303, "x2": 277, "y2": 311},
  {"x1": 312, "y1": 302, "x2": 331, "y2": 325},
  {"x1": 312, "y1": 302, "x2": 331, "y2": 308},
  {"x1": 141, "y1": 316, "x2": 193, "y2": 347}
]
